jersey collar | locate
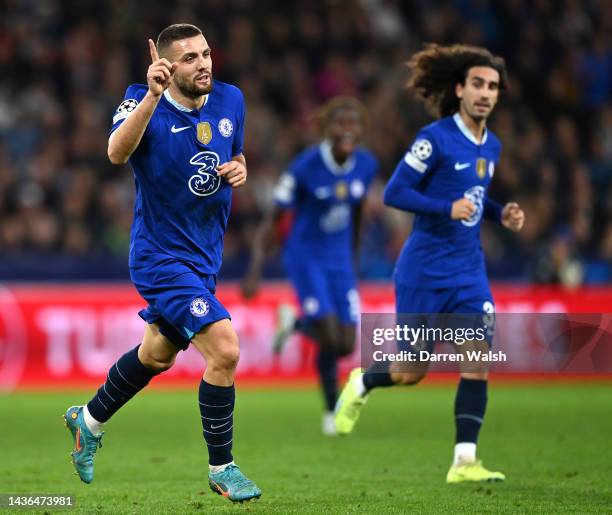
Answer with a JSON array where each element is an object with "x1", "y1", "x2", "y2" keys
[
  {"x1": 453, "y1": 112, "x2": 488, "y2": 145},
  {"x1": 163, "y1": 89, "x2": 209, "y2": 112},
  {"x1": 319, "y1": 140, "x2": 356, "y2": 175}
]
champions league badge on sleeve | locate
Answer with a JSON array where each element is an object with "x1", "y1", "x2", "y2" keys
[
  {"x1": 411, "y1": 139, "x2": 433, "y2": 160},
  {"x1": 113, "y1": 98, "x2": 139, "y2": 124}
]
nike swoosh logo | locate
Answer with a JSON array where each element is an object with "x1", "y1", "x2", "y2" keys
[
  {"x1": 171, "y1": 125, "x2": 190, "y2": 133},
  {"x1": 74, "y1": 427, "x2": 82, "y2": 453},
  {"x1": 210, "y1": 421, "x2": 230, "y2": 430},
  {"x1": 454, "y1": 162, "x2": 471, "y2": 170},
  {"x1": 210, "y1": 480, "x2": 230, "y2": 497}
]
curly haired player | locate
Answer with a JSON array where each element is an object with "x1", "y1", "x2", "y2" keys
[{"x1": 335, "y1": 44, "x2": 524, "y2": 483}]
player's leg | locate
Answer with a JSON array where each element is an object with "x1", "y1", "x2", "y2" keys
[
  {"x1": 190, "y1": 318, "x2": 261, "y2": 502},
  {"x1": 313, "y1": 266, "x2": 365, "y2": 434},
  {"x1": 64, "y1": 322, "x2": 178, "y2": 483},
  {"x1": 305, "y1": 315, "x2": 341, "y2": 434},
  {"x1": 335, "y1": 285, "x2": 440, "y2": 435},
  {"x1": 446, "y1": 289, "x2": 504, "y2": 483},
  {"x1": 283, "y1": 259, "x2": 350, "y2": 431}
]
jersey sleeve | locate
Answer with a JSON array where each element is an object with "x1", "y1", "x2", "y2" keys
[
  {"x1": 109, "y1": 84, "x2": 149, "y2": 135},
  {"x1": 383, "y1": 130, "x2": 452, "y2": 216},
  {"x1": 231, "y1": 91, "x2": 246, "y2": 156},
  {"x1": 273, "y1": 156, "x2": 305, "y2": 209},
  {"x1": 484, "y1": 197, "x2": 503, "y2": 223},
  {"x1": 401, "y1": 129, "x2": 440, "y2": 177},
  {"x1": 484, "y1": 137, "x2": 503, "y2": 223}
]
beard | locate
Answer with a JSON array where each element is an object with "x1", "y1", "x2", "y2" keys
[
  {"x1": 174, "y1": 73, "x2": 213, "y2": 98},
  {"x1": 467, "y1": 102, "x2": 492, "y2": 122}
]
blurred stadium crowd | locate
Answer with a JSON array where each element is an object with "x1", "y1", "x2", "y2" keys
[{"x1": 0, "y1": 0, "x2": 611, "y2": 283}]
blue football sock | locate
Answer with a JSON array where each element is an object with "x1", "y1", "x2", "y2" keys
[
  {"x1": 362, "y1": 362, "x2": 395, "y2": 391},
  {"x1": 199, "y1": 379, "x2": 234, "y2": 466},
  {"x1": 87, "y1": 344, "x2": 159, "y2": 423},
  {"x1": 454, "y1": 378, "x2": 487, "y2": 443},
  {"x1": 316, "y1": 350, "x2": 338, "y2": 411}
]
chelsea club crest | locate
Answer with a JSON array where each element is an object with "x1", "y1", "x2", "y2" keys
[
  {"x1": 190, "y1": 297, "x2": 210, "y2": 317},
  {"x1": 218, "y1": 118, "x2": 233, "y2": 138}
]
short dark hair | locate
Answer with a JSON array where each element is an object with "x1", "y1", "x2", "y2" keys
[
  {"x1": 407, "y1": 44, "x2": 508, "y2": 118},
  {"x1": 156, "y1": 23, "x2": 203, "y2": 54}
]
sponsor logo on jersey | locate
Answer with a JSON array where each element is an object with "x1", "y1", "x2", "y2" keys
[
  {"x1": 462, "y1": 185, "x2": 485, "y2": 227},
  {"x1": 218, "y1": 118, "x2": 233, "y2": 137},
  {"x1": 197, "y1": 122, "x2": 213, "y2": 145},
  {"x1": 320, "y1": 204, "x2": 350, "y2": 232},
  {"x1": 188, "y1": 151, "x2": 222, "y2": 196},
  {"x1": 190, "y1": 297, "x2": 210, "y2": 317},
  {"x1": 488, "y1": 161, "x2": 495, "y2": 178},
  {"x1": 476, "y1": 158, "x2": 487, "y2": 179}
]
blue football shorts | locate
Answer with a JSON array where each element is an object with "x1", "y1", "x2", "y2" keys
[
  {"x1": 130, "y1": 255, "x2": 230, "y2": 350},
  {"x1": 395, "y1": 281, "x2": 496, "y2": 352},
  {"x1": 284, "y1": 257, "x2": 360, "y2": 324}
]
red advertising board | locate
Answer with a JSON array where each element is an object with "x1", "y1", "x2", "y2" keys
[{"x1": 1, "y1": 283, "x2": 611, "y2": 390}]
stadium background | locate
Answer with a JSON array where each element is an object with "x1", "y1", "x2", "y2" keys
[
  {"x1": 1, "y1": 0, "x2": 611, "y2": 387},
  {"x1": 0, "y1": 1, "x2": 611, "y2": 513}
]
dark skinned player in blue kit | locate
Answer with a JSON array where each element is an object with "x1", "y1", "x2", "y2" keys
[
  {"x1": 243, "y1": 97, "x2": 377, "y2": 435},
  {"x1": 62, "y1": 24, "x2": 261, "y2": 503},
  {"x1": 335, "y1": 44, "x2": 525, "y2": 483}
]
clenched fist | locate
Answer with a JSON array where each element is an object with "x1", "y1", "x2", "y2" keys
[
  {"x1": 501, "y1": 202, "x2": 525, "y2": 232},
  {"x1": 451, "y1": 197, "x2": 476, "y2": 221}
]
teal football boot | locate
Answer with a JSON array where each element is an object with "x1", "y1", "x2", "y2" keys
[
  {"x1": 63, "y1": 406, "x2": 103, "y2": 484},
  {"x1": 209, "y1": 464, "x2": 262, "y2": 502}
]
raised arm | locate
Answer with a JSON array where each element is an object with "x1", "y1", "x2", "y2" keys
[{"x1": 108, "y1": 39, "x2": 177, "y2": 164}]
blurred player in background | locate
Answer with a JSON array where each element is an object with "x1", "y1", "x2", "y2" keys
[
  {"x1": 242, "y1": 97, "x2": 378, "y2": 435},
  {"x1": 335, "y1": 44, "x2": 525, "y2": 482},
  {"x1": 62, "y1": 24, "x2": 261, "y2": 503}
]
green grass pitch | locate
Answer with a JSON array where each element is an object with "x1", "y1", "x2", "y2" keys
[{"x1": 1, "y1": 383, "x2": 611, "y2": 514}]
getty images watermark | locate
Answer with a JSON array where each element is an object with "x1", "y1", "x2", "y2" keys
[
  {"x1": 370, "y1": 321, "x2": 506, "y2": 364},
  {"x1": 361, "y1": 313, "x2": 612, "y2": 373}
]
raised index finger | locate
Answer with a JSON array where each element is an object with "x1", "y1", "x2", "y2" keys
[{"x1": 148, "y1": 39, "x2": 159, "y2": 62}]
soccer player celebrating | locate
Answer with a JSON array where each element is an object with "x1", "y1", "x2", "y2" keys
[
  {"x1": 242, "y1": 97, "x2": 378, "y2": 435},
  {"x1": 334, "y1": 44, "x2": 525, "y2": 482},
  {"x1": 63, "y1": 24, "x2": 261, "y2": 502}
]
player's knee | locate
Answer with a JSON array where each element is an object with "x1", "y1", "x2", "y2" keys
[
  {"x1": 336, "y1": 337, "x2": 355, "y2": 357},
  {"x1": 311, "y1": 316, "x2": 340, "y2": 352},
  {"x1": 210, "y1": 334, "x2": 240, "y2": 371},
  {"x1": 139, "y1": 351, "x2": 176, "y2": 373}
]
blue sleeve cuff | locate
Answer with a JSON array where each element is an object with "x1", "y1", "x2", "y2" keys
[{"x1": 484, "y1": 197, "x2": 503, "y2": 223}]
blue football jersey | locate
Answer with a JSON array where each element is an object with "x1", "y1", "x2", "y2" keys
[
  {"x1": 110, "y1": 81, "x2": 245, "y2": 275},
  {"x1": 273, "y1": 141, "x2": 378, "y2": 262},
  {"x1": 390, "y1": 113, "x2": 502, "y2": 288}
]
